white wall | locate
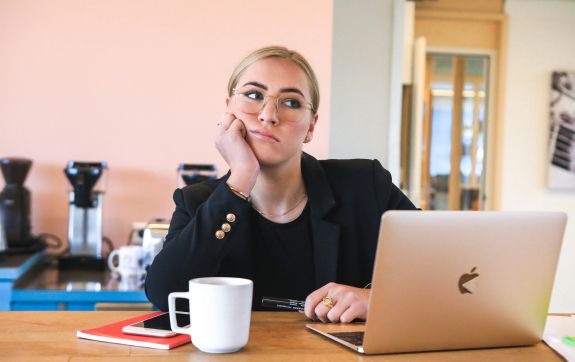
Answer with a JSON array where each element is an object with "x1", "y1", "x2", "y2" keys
[
  {"x1": 503, "y1": 0, "x2": 575, "y2": 312},
  {"x1": 329, "y1": 0, "x2": 406, "y2": 180}
]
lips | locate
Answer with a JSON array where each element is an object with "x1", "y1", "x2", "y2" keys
[{"x1": 250, "y1": 129, "x2": 280, "y2": 143}]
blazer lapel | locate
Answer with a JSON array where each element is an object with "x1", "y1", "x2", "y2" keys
[{"x1": 301, "y1": 153, "x2": 341, "y2": 288}]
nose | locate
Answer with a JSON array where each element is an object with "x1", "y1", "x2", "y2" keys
[{"x1": 258, "y1": 97, "x2": 279, "y2": 126}]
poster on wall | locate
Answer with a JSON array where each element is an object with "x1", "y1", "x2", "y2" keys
[{"x1": 548, "y1": 71, "x2": 575, "y2": 189}]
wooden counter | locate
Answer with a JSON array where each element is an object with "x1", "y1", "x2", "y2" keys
[{"x1": 0, "y1": 311, "x2": 565, "y2": 361}]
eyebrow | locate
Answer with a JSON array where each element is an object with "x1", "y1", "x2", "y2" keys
[{"x1": 241, "y1": 81, "x2": 307, "y2": 98}]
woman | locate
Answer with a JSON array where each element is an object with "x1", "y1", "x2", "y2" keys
[{"x1": 145, "y1": 46, "x2": 417, "y2": 323}]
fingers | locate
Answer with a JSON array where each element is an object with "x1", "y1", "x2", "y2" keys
[
  {"x1": 304, "y1": 283, "x2": 333, "y2": 320},
  {"x1": 228, "y1": 117, "x2": 247, "y2": 138},
  {"x1": 304, "y1": 283, "x2": 370, "y2": 324},
  {"x1": 217, "y1": 112, "x2": 247, "y2": 139},
  {"x1": 339, "y1": 303, "x2": 363, "y2": 324},
  {"x1": 214, "y1": 111, "x2": 260, "y2": 188},
  {"x1": 217, "y1": 112, "x2": 236, "y2": 133},
  {"x1": 327, "y1": 300, "x2": 349, "y2": 323},
  {"x1": 314, "y1": 302, "x2": 332, "y2": 323}
]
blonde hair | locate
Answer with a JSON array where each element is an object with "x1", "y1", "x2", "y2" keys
[{"x1": 227, "y1": 46, "x2": 320, "y2": 113}]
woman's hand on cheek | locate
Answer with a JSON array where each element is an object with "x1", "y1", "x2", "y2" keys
[
  {"x1": 215, "y1": 112, "x2": 259, "y2": 194},
  {"x1": 304, "y1": 282, "x2": 370, "y2": 323}
]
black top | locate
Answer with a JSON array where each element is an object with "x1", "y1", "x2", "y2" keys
[
  {"x1": 145, "y1": 153, "x2": 418, "y2": 311},
  {"x1": 252, "y1": 203, "x2": 315, "y2": 310}
]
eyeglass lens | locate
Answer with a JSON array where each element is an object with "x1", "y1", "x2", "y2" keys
[{"x1": 234, "y1": 90, "x2": 310, "y2": 122}]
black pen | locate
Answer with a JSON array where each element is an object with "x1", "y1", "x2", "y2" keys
[{"x1": 261, "y1": 296, "x2": 305, "y2": 311}]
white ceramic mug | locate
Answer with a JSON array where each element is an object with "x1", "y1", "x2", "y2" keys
[
  {"x1": 168, "y1": 277, "x2": 253, "y2": 353},
  {"x1": 141, "y1": 225, "x2": 168, "y2": 271},
  {"x1": 107, "y1": 245, "x2": 144, "y2": 279}
]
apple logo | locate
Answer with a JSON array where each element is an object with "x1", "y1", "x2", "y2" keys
[{"x1": 458, "y1": 267, "x2": 479, "y2": 294}]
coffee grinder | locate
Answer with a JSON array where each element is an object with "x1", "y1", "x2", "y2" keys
[
  {"x1": 0, "y1": 158, "x2": 44, "y2": 252},
  {"x1": 59, "y1": 161, "x2": 107, "y2": 269}
]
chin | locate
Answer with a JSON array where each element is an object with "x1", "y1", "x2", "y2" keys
[
  {"x1": 252, "y1": 145, "x2": 300, "y2": 169},
  {"x1": 254, "y1": 152, "x2": 284, "y2": 168}
]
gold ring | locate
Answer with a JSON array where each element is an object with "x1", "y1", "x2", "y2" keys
[{"x1": 322, "y1": 297, "x2": 335, "y2": 309}]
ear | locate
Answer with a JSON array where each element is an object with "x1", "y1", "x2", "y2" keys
[
  {"x1": 226, "y1": 98, "x2": 230, "y2": 108},
  {"x1": 303, "y1": 114, "x2": 318, "y2": 143}
]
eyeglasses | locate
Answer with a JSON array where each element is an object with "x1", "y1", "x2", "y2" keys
[{"x1": 232, "y1": 87, "x2": 314, "y2": 123}]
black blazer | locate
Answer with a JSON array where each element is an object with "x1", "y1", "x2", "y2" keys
[{"x1": 145, "y1": 153, "x2": 417, "y2": 311}]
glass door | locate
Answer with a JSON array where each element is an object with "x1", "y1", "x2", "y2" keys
[{"x1": 421, "y1": 54, "x2": 490, "y2": 210}]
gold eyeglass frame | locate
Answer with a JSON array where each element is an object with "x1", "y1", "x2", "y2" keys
[{"x1": 232, "y1": 88, "x2": 315, "y2": 117}]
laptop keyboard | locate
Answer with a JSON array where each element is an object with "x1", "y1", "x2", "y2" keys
[{"x1": 328, "y1": 331, "x2": 365, "y2": 346}]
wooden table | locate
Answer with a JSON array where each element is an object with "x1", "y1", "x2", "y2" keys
[{"x1": 0, "y1": 311, "x2": 565, "y2": 361}]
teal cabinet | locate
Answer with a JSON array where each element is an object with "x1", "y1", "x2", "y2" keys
[
  {"x1": 0, "y1": 252, "x2": 43, "y2": 310},
  {"x1": 10, "y1": 256, "x2": 150, "y2": 311}
]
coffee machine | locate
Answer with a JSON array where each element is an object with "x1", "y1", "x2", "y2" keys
[
  {"x1": 60, "y1": 161, "x2": 107, "y2": 269},
  {"x1": 0, "y1": 212, "x2": 6, "y2": 257},
  {"x1": 178, "y1": 164, "x2": 217, "y2": 187},
  {"x1": 0, "y1": 158, "x2": 43, "y2": 252}
]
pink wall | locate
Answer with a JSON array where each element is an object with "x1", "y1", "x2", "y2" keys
[{"x1": 0, "y1": 0, "x2": 332, "y2": 249}]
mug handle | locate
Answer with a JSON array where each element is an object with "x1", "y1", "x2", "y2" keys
[
  {"x1": 107, "y1": 249, "x2": 120, "y2": 272},
  {"x1": 168, "y1": 292, "x2": 191, "y2": 334}
]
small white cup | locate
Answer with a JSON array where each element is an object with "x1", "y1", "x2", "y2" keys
[
  {"x1": 168, "y1": 277, "x2": 253, "y2": 353},
  {"x1": 107, "y1": 245, "x2": 144, "y2": 279}
]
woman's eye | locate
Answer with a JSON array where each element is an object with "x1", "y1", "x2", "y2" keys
[
  {"x1": 282, "y1": 98, "x2": 302, "y2": 109},
  {"x1": 244, "y1": 91, "x2": 263, "y2": 100}
]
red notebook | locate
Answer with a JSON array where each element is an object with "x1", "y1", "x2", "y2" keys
[{"x1": 76, "y1": 312, "x2": 191, "y2": 350}]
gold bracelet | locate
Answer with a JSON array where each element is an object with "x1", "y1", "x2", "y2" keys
[{"x1": 227, "y1": 183, "x2": 250, "y2": 202}]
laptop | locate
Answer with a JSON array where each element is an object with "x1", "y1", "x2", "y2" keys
[{"x1": 306, "y1": 211, "x2": 567, "y2": 354}]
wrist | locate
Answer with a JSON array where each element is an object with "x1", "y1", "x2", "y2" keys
[
  {"x1": 227, "y1": 171, "x2": 257, "y2": 196},
  {"x1": 226, "y1": 182, "x2": 250, "y2": 202}
]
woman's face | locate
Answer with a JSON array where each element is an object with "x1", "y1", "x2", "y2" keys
[{"x1": 227, "y1": 57, "x2": 317, "y2": 168}]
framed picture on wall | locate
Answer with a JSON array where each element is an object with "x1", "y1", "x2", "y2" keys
[{"x1": 548, "y1": 71, "x2": 575, "y2": 189}]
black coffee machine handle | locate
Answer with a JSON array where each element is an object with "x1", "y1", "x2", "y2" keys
[{"x1": 64, "y1": 162, "x2": 106, "y2": 208}]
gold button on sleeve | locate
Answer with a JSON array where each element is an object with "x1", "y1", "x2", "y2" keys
[
  {"x1": 222, "y1": 223, "x2": 231, "y2": 233},
  {"x1": 215, "y1": 230, "x2": 225, "y2": 239},
  {"x1": 226, "y1": 213, "x2": 236, "y2": 223}
]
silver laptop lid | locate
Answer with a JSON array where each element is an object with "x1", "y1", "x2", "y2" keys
[{"x1": 363, "y1": 211, "x2": 567, "y2": 354}]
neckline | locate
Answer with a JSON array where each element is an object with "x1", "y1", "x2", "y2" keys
[{"x1": 252, "y1": 201, "x2": 310, "y2": 226}]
